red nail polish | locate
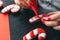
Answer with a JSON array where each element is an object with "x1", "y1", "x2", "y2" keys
[
  {"x1": 41, "y1": 18, "x2": 46, "y2": 25},
  {"x1": 47, "y1": 17, "x2": 51, "y2": 21},
  {"x1": 42, "y1": 17, "x2": 51, "y2": 21},
  {"x1": 42, "y1": 14, "x2": 51, "y2": 21}
]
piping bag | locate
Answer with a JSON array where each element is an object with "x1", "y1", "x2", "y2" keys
[
  {"x1": 0, "y1": 13, "x2": 10, "y2": 40},
  {"x1": 28, "y1": 0, "x2": 49, "y2": 23},
  {"x1": 28, "y1": 0, "x2": 39, "y2": 18}
]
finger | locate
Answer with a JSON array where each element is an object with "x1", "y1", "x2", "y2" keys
[
  {"x1": 15, "y1": 0, "x2": 29, "y2": 8},
  {"x1": 11, "y1": 5, "x2": 20, "y2": 13},
  {"x1": 14, "y1": 0, "x2": 20, "y2": 5},
  {"x1": 20, "y1": 1, "x2": 29, "y2": 8},
  {"x1": 53, "y1": 25, "x2": 60, "y2": 30},
  {"x1": 42, "y1": 13, "x2": 60, "y2": 21},
  {"x1": 14, "y1": 0, "x2": 30, "y2": 8},
  {"x1": 0, "y1": 0, "x2": 3, "y2": 7},
  {"x1": 41, "y1": 20, "x2": 58, "y2": 26},
  {"x1": 49, "y1": 13, "x2": 60, "y2": 20},
  {"x1": 48, "y1": 11, "x2": 60, "y2": 16},
  {"x1": 53, "y1": 19, "x2": 60, "y2": 30},
  {"x1": 47, "y1": 11, "x2": 60, "y2": 20},
  {"x1": 48, "y1": 12, "x2": 56, "y2": 16},
  {"x1": 1, "y1": 4, "x2": 14, "y2": 13}
]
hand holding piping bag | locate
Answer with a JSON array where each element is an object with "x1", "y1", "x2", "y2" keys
[
  {"x1": 27, "y1": 0, "x2": 60, "y2": 30},
  {"x1": 26, "y1": 0, "x2": 60, "y2": 30},
  {"x1": 14, "y1": 0, "x2": 39, "y2": 17},
  {"x1": 14, "y1": 0, "x2": 31, "y2": 8},
  {"x1": 41, "y1": 11, "x2": 60, "y2": 30}
]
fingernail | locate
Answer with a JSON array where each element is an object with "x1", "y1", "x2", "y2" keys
[{"x1": 42, "y1": 17, "x2": 51, "y2": 21}]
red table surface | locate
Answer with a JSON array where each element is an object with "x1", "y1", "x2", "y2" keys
[{"x1": 0, "y1": 13, "x2": 10, "y2": 40}]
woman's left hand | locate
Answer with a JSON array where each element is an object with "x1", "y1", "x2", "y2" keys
[{"x1": 41, "y1": 11, "x2": 60, "y2": 30}]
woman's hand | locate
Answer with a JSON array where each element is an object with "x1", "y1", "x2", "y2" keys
[
  {"x1": 14, "y1": 0, "x2": 31, "y2": 8},
  {"x1": 41, "y1": 11, "x2": 60, "y2": 30}
]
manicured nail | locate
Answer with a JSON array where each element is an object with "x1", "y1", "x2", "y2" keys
[{"x1": 42, "y1": 17, "x2": 51, "y2": 21}]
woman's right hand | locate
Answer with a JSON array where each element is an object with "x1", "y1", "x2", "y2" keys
[{"x1": 14, "y1": 0, "x2": 31, "y2": 8}]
